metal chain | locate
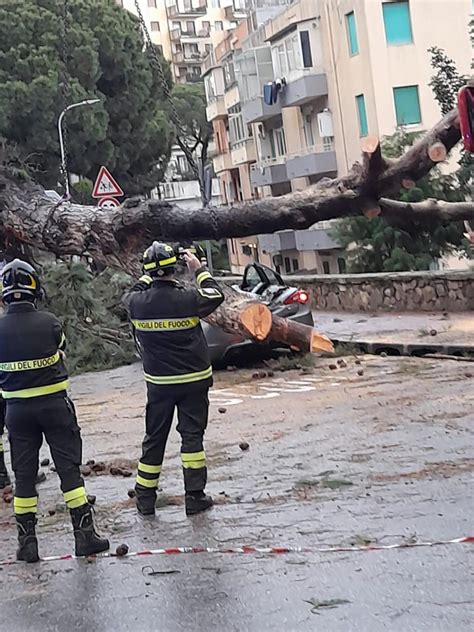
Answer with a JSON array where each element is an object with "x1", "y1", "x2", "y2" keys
[
  {"x1": 58, "y1": 0, "x2": 72, "y2": 198},
  {"x1": 132, "y1": 1, "x2": 207, "y2": 200}
]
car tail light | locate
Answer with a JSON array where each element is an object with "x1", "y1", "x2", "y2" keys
[{"x1": 284, "y1": 289, "x2": 310, "y2": 305}]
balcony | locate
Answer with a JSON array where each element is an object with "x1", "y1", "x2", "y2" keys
[
  {"x1": 167, "y1": 1, "x2": 207, "y2": 18},
  {"x1": 172, "y1": 27, "x2": 210, "y2": 40},
  {"x1": 286, "y1": 144, "x2": 337, "y2": 180},
  {"x1": 231, "y1": 139, "x2": 256, "y2": 165},
  {"x1": 213, "y1": 151, "x2": 233, "y2": 174},
  {"x1": 281, "y1": 73, "x2": 328, "y2": 108},
  {"x1": 258, "y1": 228, "x2": 340, "y2": 253},
  {"x1": 242, "y1": 96, "x2": 281, "y2": 125},
  {"x1": 250, "y1": 158, "x2": 288, "y2": 187},
  {"x1": 206, "y1": 96, "x2": 226, "y2": 121}
]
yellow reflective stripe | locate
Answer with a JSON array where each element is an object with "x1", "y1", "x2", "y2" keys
[
  {"x1": 0, "y1": 438, "x2": 3, "y2": 452},
  {"x1": 64, "y1": 487, "x2": 88, "y2": 509},
  {"x1": 136, "y1": 475, "x2": 158, "y2": 488},
  {"x1": 1, "y1": 379, "x2": 70, "y2": 400},
  {"x1": 132, "y1": 317, "x2": 200, "y2": 332},
  {"x1": 158, "y1": 256, "x2": 177, "y2": 267},
  {"x1": 182, "y1": 460, "x2": 206, "y2": 470},
  {"x1": 196, "y1": 271, "x2": 212, "y2": 286},
  {"x1": 198, "y1": 287, "x2": 222, "y2": 299},
  {"x1": 138, "y1": 462, "x2": 162, "y2": 475},
  {"x1": 144, "y1": 366, "x2": 212, "y2": 385},
  {"x1": 14, "y1": 496, "x2": 38, "y2": 514},
  {"x1": 0, "y1": 352, "x2": 60, "y2": 372},
  {"x1": 181, "y1": 451, "x2": 205, "y2": 463},
  {"x1": 139, "y1": 274, "x2": 153, "y2": 283},
  {"x1": 64, "y1": 487, "x2": 87, "y2": 503},
  {"x1": 143, "y1": 262, "x2": 157, "y2": 270}
]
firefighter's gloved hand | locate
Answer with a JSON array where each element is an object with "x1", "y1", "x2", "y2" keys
[{"x1": 184, "y1": 252, "x2": 202, "y2": 274}]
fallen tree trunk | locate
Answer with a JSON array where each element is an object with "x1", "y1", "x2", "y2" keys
[{"x1": 0, "y1": 107, "x2": 469, "y2": 354}]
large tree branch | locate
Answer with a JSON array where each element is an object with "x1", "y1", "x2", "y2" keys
[
  {"x1": 379, "y1": 198, "x2": 474, "y2": 222},
  {"x1": 0, "y1": 109, "x2": 470, "y2": 276}
]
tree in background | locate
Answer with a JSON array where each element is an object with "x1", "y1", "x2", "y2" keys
[
  {"x1": 170, "y1": 83, "x2": 213, "y2": 186},
  {"x1": 0, "y1": 0, "x2": 173, "y2": 195},
  {"x1": 332, "y1": 46, "x2": 471, "y2": 274}
]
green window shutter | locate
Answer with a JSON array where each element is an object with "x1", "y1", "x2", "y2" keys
[
  {"x1": 356, "y1": 94, "x2": 368, "y2": 137},
  {"x1": 346, "y1": 11, "x2": 359, "y2": 56},
  {"x1": 382, "y1": 1, "x2": 413, "y2": 45},
  {"x1": 393, "y1": 85, "x2": 421, "y2": 125}
]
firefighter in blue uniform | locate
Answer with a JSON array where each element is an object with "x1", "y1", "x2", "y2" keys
[
  {"x1": 0, "y1": 259, "x2": 109, "y2": 562},
  {"x1": 126, "y1": 242, "x2": 224, "y2": 516}
]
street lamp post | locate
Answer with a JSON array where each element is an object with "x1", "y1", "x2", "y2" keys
[{"x1": 58, "y1": 98, "x2": 100, "y2": 198}]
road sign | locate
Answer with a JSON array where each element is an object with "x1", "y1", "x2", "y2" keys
[
  {"x1": 98, "y1": 196, "x2": 121, "y2": 210},
  {"x1": 92, "y1": 166, "x2": 124, "y2": 199}
]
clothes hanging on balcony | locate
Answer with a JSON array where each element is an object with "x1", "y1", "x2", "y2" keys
[{"x1": 263, "y1": 83, "x2": 273, "y2": 106}]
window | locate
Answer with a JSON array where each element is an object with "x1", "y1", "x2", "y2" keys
[
  {"x1": 337, "y1": 257, "x2": 347, "y2": 274},
  {"x1": 223, "y1": 59, "x2": 236, "y2": 88},
  {"x1": 205, "y1": 43, "x2": 212, "y2": 53},
  {"x1": 322, "y1": 261, "x2": 331, "y2": 274},
  {"x1": 355, "y1": 94, "x2": 368, "y2": 137},
  {"x1": 229, "y1": 105, "x2": 246, "y2": 146},
  {"x1": 148, "y1": 0, "x2": 157, "y2": 7},
  {"x1": 215, "y1": 21, "x2": 223, "y2": 31},
  {"x1": 284, "y1": 258, "x2": 291, "y2": 274},
  {"x1": 156, "y1": 44, "x2": 163, "y2": 56},
  {"x1": 346, "y1": 11, "x2": 359, "y2": 56},
  {"x1": 272, "y1": 33, "x2": 300, "y2": 77},
  {"x1": 303, "y1": 111, "x2": 314, "y2": 147},
  {"x1": 292, "y1": 259, "x2": 299, "y2": 272},
  {"x1": 151, "y1": 21, "x2": 160, "y2": 32},
  {"x1": 382, "y1": 1, "x2": 413, "y2": 45},
  {"x1": 210, "y1": 0, "x2": 220, "y2": 7},
  {"x1": 186, "y1": 21, "x2": 195, "y2": 35},
  {"x1": 393, "y1": 85, "x2": 421, "y2": 125},
  {"x1": 299, "y1": 31, "x2": 313, "y2": 68},
  {"x1": 269, "y1": 127, "x2": 287, "y2": 158}
]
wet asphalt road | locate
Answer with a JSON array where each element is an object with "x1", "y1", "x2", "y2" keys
[{"x1": 0, "y1": 356, "x2": 473, "y2": 631}]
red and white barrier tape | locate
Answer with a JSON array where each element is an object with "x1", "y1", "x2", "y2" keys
[{"x1": 0, "y1": 535, "x2": 472, "y2": 566}]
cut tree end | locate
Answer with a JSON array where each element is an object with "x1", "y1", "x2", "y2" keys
[
  {"x1": 361, "y1": 135, "x2": 380, "y2": 154},
  {"x1": 428, "y1": 142, "x2": 447, "y2": 163},
  {"x1": 240, "y1": 303, "x2": 272, "y2": 341},
  {"x1": 310, "y1": 331, "x2": 335, "y2": 354},
  {"x1": 401, "y1": 178, "x2": 417, "y2": 190},
  {"x1": 363, "y1": 206, "x2": 381, "y2": 219}
]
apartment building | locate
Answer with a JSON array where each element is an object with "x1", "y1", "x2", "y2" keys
[
  {"x1": 204, "y1": 0, "x2": 473, "y2": 274},
  {"x1": 119, "y1": 0, "x2": 246, "y2": 84}
]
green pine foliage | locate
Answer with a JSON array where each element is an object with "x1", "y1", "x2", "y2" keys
[
  {"x1": 41, "y1": 262, "x2": 136, "y2": 374},
  {"x1": 0, "y1": 0, "x2": 173, "y2": 194}
]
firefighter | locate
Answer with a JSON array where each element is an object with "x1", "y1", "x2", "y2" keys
[
  {"x1": 126, "y1": 242, "x2": 224, "y2": 517},
  {"x1": 0, "y1": 259, "x2": 109, "y2": 562}
]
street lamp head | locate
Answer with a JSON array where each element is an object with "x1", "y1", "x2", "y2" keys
[{"x1": 84, "y1": 98, "x2": 101, "y2": 106}]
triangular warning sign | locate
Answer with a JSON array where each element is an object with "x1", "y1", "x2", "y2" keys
[{"x1": 92, "y1": 166, "x2": 124, "y2": 198}]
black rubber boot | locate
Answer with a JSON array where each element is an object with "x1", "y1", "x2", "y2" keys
[
  {"x1": 185, "y1": 492, "x2": 213, "y2": 516},
  {"x1": 16, "y1": 513, "x2": 40, "y2": 563},
  {"x1": 0, "y1": 452, "x2": 10, "y2": 489},
  {"x1": 70, "y1": 504, "x2": 110, "y2": 557},
  {"x1": 135, "y1": 486, "x2": 156, "y2": 516}
]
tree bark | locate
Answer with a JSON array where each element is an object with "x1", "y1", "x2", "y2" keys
[{"x1": 0, "y1": 107, "x2": 469, "y2": 355}]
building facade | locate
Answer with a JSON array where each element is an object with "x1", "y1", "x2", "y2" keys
[
  {"x1": 203, "y1": 0, "x2": 473, "y2": 274},
  {"x1": 119, "y1": 0, "x2": 246, "y2": 84}
]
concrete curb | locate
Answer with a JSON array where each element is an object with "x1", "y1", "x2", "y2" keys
[{"x1": 331, "y1": 338, "x2": 474, "y2": 358}]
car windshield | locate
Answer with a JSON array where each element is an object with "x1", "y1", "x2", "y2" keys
[{"x1": 242, "y1": 265, "x2": 262, "y2": 291}]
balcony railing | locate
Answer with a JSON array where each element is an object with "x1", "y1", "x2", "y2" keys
[{"x1": 167, "y1": 1, "x2": 207, "y2": 18}]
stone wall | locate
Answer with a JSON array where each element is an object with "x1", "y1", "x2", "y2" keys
[{"x1": 286, "y1": 271, "x2": 474, "y2": 312}]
